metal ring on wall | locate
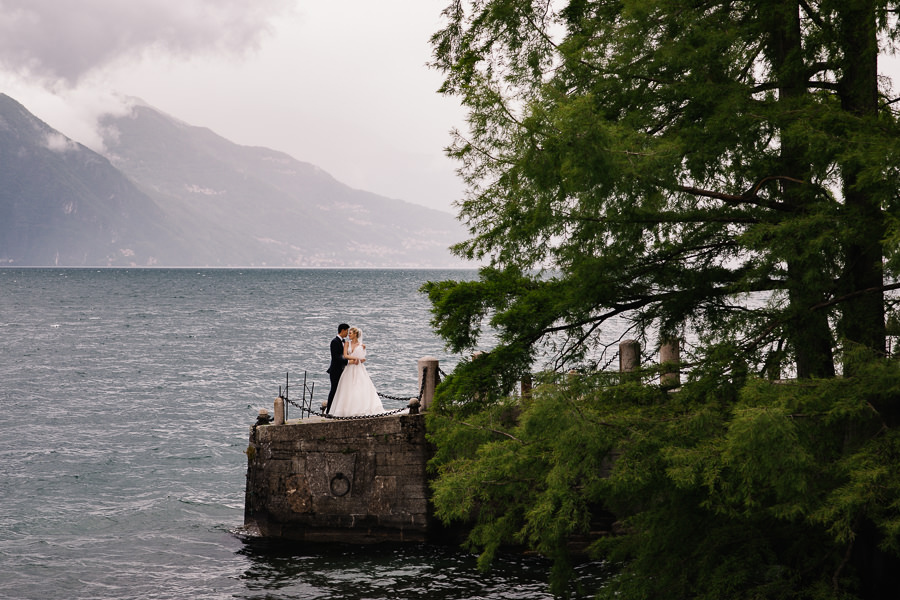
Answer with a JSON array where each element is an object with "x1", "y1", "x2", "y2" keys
[{"x1": 330, "y1": 472, "x2": 351, "y2": 497}]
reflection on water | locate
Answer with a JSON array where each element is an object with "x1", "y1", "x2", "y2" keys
[{"x1": 236, "y1": 539, "x2": 604, "y2": 600}]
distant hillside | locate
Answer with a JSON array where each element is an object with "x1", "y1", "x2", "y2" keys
[
  {"x1": 98, "y1": 100, "x2": 467, "y2": 267},
  {"x1": 0, "y1": 94, "x2": 190, "y2": 266},
  {"x1": 0, "y1": 93, "x2": 467, "y2": 267}
]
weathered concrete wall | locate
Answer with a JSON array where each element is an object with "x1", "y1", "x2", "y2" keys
[{"x1": 243, "y1": 413, "x2": 432, "y2": 543}]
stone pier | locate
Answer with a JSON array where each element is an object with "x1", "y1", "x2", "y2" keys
[
  {"x1": 244, "y1": 413, "x2": 431, "y2": 543},
  {"x1": 243, "y1": 357, "x2": 444, "y2": 543}
]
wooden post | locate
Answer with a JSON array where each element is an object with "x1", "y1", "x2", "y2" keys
[
  {"x1": 620, "y1": 339, "x2": 640, "y2": 373},
  {"x1": 417, "y1": 356, "x2": 440, "y2": 412},
  {"x1": 660, "y1": 339, "x2": 680, "y2": 388}
]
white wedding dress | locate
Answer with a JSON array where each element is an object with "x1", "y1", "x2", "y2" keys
[{"x1": 329, "y1": 342, "x2": 385, "y2": 417}]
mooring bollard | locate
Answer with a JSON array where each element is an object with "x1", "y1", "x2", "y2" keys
[
  {"x1": 256, "y1": 409, "x2": 273, "y2": 426},
  {"x1": 660, "y1": 339, "x2": 681, "y2": 388},
  {"x1": 417, "y1": 356, "x2": 440, "y2": 412}
]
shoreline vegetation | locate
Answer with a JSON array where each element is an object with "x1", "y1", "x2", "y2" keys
[
  {"x1": 427, "y1": 361, "x2": 900, "y2": 599},
  {"x1": 422, "y1": 2, "x2": 900, "y2": 598}
]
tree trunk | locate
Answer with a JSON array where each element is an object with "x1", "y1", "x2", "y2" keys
[
  {"x1": 769, "y1": 0, "x2": 836, "y2": 378},
  {"x1": 836, "y1": 1, "x2": 885, "y2": 368}
]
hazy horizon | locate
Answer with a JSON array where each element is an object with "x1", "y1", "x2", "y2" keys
[{"x1": 0, "y1": 1, "x2": 466, "y2": 215}]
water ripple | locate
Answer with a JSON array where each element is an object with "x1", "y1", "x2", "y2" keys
[{"x1": 0, "y1": 268, "x2": 605, "y2": 600}]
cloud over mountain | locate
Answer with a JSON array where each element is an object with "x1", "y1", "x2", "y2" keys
[
  {"x1": 0, "y1": 93, "x2": 466, "y2": 267},
  {"x1": 0, "y1": 0, "x2": 294, "y2": 83}
]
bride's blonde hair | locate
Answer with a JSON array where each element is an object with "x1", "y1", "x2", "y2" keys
[{"x1": 349, "y1": 326, "x2": 362, "y2": 341}]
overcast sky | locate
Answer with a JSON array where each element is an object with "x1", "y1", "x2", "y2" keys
[
  {"x1": 4, "y1": 2, "x2": 900, "y2": 218},
  {"x1": 0, "y1": 0, "x2": 466, "y2": 214}
]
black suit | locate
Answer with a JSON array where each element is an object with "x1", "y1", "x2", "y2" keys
[{"x1": 325, "y1": 335, "x2": 347, "y2": 413}]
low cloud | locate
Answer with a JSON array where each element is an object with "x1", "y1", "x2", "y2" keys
[
  {"x1": 0, "y1": 0, "x2": 294, "y2": 84},
  {"x1": 43, "y1": 131, "x2": 78, "y2": 152}
]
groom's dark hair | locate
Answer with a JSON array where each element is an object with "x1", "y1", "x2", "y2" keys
[{"x1": 338, "y1": 323, "x2": 350, "y2": 333}]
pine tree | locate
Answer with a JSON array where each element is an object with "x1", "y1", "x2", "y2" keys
[
  {"x1": 426, "y1": 0, "x2": 900, "y2": 382},
  {"x1": 424, "y1": 2, "x2": 900, "y2": 597}
]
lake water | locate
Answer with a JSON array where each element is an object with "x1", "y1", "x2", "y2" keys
[{"x1": 0, "y1": 268, "x2": 602, "y2": 600}]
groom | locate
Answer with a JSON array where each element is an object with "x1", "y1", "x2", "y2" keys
[{"x1": 325, "y1": 323, "x2": 349, "y2": 414}]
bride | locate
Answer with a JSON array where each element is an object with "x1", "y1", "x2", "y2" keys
[{"x1": 328, "y1": 327, "x2": 385, "y2": 417}]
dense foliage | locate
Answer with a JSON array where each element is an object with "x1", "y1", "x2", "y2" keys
[
  {"x1": 426, "y1": 0, "x2": 900, "y2": 379},
  {"x1": 423, "y1": 1, "x2": 900, "y2": 598},
  {"x1": 428, "y1": 362, "x2": 900, "y2": 598}
]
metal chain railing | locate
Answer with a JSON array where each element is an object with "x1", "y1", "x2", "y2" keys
[
  {"x1": 276, "y1": 367, "x2": 430, "y2": 421},
  {"x1": 283, "y1": 394, "x2": 308, "y2": 413},
  {"x1": 321, "y1": 366, "x2": 428, "y2": 420},
  {"x1": 320, "y1": 406, "x2": 409, "y2": 420}
]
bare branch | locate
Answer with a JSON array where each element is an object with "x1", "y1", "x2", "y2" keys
[
  {"x1": 672, "y1": 175, "x2": 804, "y2": 212},
  {"x1": 450, "y1": 416, "x2": 527, "y2": 444},
  {"x1": 810, "y1": 282, "x2": 900, "y2": 311}
]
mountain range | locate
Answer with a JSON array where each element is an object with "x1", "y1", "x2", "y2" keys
[{"x1": 0, "y1": 93, "x2": 467, "y2": 267}]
